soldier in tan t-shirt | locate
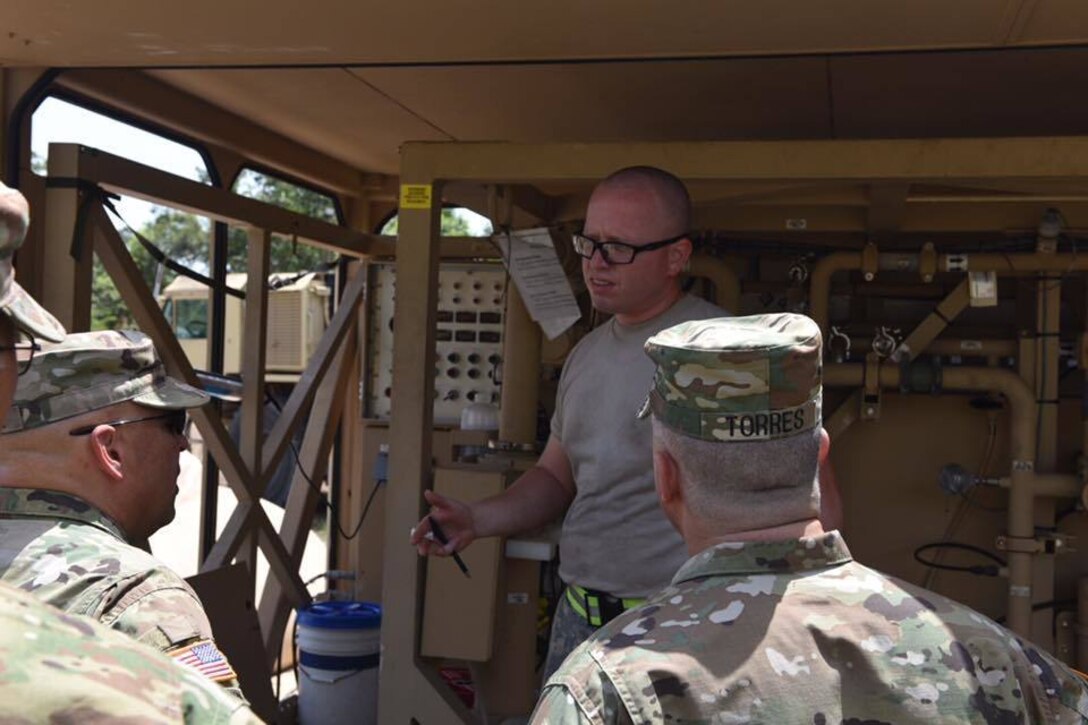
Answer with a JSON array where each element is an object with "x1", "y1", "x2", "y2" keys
[{"x1": 412, "y1": 166, "x2": 844, "y2": 676}]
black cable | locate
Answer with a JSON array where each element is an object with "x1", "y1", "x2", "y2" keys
[
  {"x1": 264, "y1": 391, "x2": 381, "y2": 542},
  {"x1": 99, "y1": 195, "x2": 247, "y2": 300},
  {"x1": 913, "y1": 542, "x2": 1006, "y2": 577},
  {"x1": 995, "y1": 598, "x2": 1077, "y2": 626},
  {"x1": 287, "y1": 435, "x2": 381, "y2": 542}
]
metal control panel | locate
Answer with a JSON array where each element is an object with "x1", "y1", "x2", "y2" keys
[{"x1": 366, "y1": 261, "x2": 506, "y2": 425}]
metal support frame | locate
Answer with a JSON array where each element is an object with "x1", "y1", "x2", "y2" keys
[
  {"x1": 258, "y1": 321, "x2": 360, "y2": 662},
  {"x1": 236, "y1": 228, "x2": 271, "y2": 581},
  {"x1": 383, "y1": 136, "x2": 1088, "y2": 721},
  {"x1": 43, "y1": 141, "x2": 379, "y2": 668},
  {"x1": 90, "y1": 206, "x2": 308, "y2": 603}
]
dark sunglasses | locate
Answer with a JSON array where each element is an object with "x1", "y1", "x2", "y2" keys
[
  {"x1": 572, "y1": 232, "x2": 687, "y2": 265},
  {"x1": 68, "y1": 409, "x2": 188, "y2": 437}
]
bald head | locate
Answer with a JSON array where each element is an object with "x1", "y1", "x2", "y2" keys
[{"x1": 591, "y1": 166, "x2": 691, "y2": 239}]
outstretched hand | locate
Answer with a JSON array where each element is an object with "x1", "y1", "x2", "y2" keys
[{"x1": 410, "y1": 490, "x2": 477, "y2": 557}]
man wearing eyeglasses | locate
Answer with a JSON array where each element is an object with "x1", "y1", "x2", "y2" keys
[
  {"x1": 0, "y1": 183, "x2": 262, "y2": 721},
  {"x1": 0, "y1": 329, "x2": 241, "y2": 686},
  {"x1": 413, "y1": 166, "x2": 727, "y2": 676}
]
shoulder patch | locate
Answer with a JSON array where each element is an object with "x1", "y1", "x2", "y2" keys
[{"x1": 169, "y1": 639, "x2": 237, "y2": 683}]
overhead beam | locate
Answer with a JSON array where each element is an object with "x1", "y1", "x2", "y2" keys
[
  {"x1": 443, "y1": 181, "x2": 558, "y2": 225},
  {"x1": 867, "y1": 182, "x2": 910, "y2": 236},
  {"x1": 53, "y1": 143, "x2": 378, "y2": 256},
  {"x1": 57, "y1": 69, "x2": 365, "y2": 196},
  {"x1": 400, "y1": 137, "x2": 1088, "y2": 184},
  {"x1": 688, "y1": 201, "x2": 1088, "y2": 234}
]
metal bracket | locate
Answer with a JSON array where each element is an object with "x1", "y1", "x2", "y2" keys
[
  {"x1": 1055, "y1": 611, "x2": 1077, "y2": 665},
  {"x1": 919, "y1": 242, "x2": 938, "y2": 283},
  {"x1": 861, "y1": 353, "x2": 882, "y2": 421},
  {"x1": 861, "y1": 242, "x2": 879, "y2": 282},
  {"x1": 995, "y1": 532, "x2": 1075, "y2": 555}
]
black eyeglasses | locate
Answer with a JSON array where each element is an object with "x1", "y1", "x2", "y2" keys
[
  {"x1": 572, "y1": 233, "x2": 687, "y2": 265},
  {"x1": 68, "y1": 409, "x2": 188, "y2": 437},
  {"x1": 0, "y1": 332, "x2": 40, "y2": 376}
]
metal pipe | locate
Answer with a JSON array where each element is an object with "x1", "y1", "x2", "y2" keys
[
  {"x1": 848, "y1": 338, "x2": 1017, "y2": 359},
  {"x1": 825, "y1": 363, "x2": 1038, "y2": 636},
  {"x1": 688, "y1": 255, "x2": 741, "y2": 314},
  {"x1": 810, "y1": 250, "x2": 1088, "y2": 335},
  {"x1": 957, "y1": 253, "x2": 1088, "y2": 274},
  {"x1": 824, "y1": 364, "x2": 1035, "y2": 466},
  {"x1": 811, "y1": 252, "x2": 862, "y2": 333},
  {"x1": 995, "y1": 474, "x2": 1083, "y2": 499}
]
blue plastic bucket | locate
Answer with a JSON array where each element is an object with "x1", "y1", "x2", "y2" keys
[{"x1": 296, "y1": 601, "x2": 381, "y2": 725}]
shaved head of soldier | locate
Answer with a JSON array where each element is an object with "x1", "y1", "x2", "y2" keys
[{"x1": 580, "y1": 166, "x2": 694, "y2": 326}]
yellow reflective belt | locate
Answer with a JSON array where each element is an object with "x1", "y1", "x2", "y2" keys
[
  {"x1": 565, "y1": 586, "x2": 601, "y2": 627},
  {"x1": 565, "y1": 585, "x2": 646, "y2": 628}
]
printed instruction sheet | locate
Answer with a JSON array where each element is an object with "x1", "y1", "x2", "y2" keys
[{"x1": 494, "y1": 228, "x2": 581, "y2": 339}]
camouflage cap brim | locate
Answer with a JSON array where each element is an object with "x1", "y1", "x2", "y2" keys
[
  {"x1": 0, "y1": 276, "x2": 66, "y2": 343},
  {"x1": 132, "y1": 376, "x2": 210, "y2": 411},
  {"x1": 5, "y1": 330, "x2": 208, "y2": 433}
]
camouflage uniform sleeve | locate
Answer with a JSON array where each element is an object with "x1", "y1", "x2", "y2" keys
[
  {"x1": 104, "y1": 577, "x2": 246, "y2": 697},
  {"x1": 532, "y1": 685, "x2": 600, "y2": 725},
  {"x1": 104, "y1": 582, "x2": 215, "y2": 651},
  {"x1": 0, "y1": 582, "x2": 261, "y2": 725},
  {"x1": 530, "y1": 646, "x2": 636, "y2": 725}
]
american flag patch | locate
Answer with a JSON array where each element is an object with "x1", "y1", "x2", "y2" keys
[{"x1": 169, "y1": 639, "x2": 237, "y2": 683}]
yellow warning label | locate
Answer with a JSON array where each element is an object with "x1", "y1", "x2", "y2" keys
[{"x1": 399, "y1": 184, "x2": 433, "y2": 210}]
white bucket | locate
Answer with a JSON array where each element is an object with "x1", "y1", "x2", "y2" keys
[{"x1": 296, "y1": 601, "x2": 382, "y2": 725}]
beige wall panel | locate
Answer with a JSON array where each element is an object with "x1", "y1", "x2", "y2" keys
[
  {"x1": 0, "y1": 1, "x2": 1065, "y2": 68},
  {"x1": 832, "y1": 394, "x2": 1011, "y2": 620},
  {"x1": 356, "y1": 59, "x2": 831, "y2": 143},
  {"x1": 151, "y1": 69, "x2": 449, "y2": 175}
]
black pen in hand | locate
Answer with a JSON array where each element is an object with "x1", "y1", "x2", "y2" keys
[{"x1": 427, "y1": 515, "x2": 471, "y2": 578}]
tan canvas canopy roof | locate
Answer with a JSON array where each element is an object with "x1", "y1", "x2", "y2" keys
[{"x1": 5, "y1": 1, "x2": 1088, "y2": 179}]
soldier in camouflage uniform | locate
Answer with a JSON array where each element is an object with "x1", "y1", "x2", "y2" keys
[
  {"x1": 0, "y1": 328, "x2": 241, "y2": 688},
  {"x1": 0, "y1": 578, "x2": 261, "y2": 723},
  {"x1": 0, "y1": 181, "x2": 67, "y2": 384},
  {"x1": 0, "y1": 181, "x2": 261, "y2": 721},
  {"x1": 533, "y1": 313, "x2": 1088, "y2": 724}
]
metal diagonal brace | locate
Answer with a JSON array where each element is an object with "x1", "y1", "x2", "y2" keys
[
  {"x1": 258, "y1": 268, "x2": 367, "y2": 486},
  {"x1": 258, "y1": 323, "x2": 358, "y2": 663},
  {"x1": 90, "y1": 205, "x2": 306, "y2": 603},
  {"x1": 89, "y1": 205, "x2": 257, "y2": 508}
]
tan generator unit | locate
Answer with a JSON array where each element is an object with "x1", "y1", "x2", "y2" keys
[{"x1": 159, "y1": 272, "x2": 330, "y2": 381}]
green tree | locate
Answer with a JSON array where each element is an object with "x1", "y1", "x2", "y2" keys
[
  {"x1": 227, "y1": 170, "x2": 338, "y2": 273},
  {"x1": 381, "y1": 209, "x2": 474, "y2": 237},
  {"x1": 92, "y1": 171, "x2": 342, "y2": 329}
]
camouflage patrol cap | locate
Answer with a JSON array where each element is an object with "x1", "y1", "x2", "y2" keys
[
  {"x1": 638, "y1": 313, "x2": 822, "y2": 442},
  {"x1": 0, "y1": 183, "x2": 65, "y2": 343},
  {"x1": 5, "y1": 330, "x2": 209, "y2": 432}
]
